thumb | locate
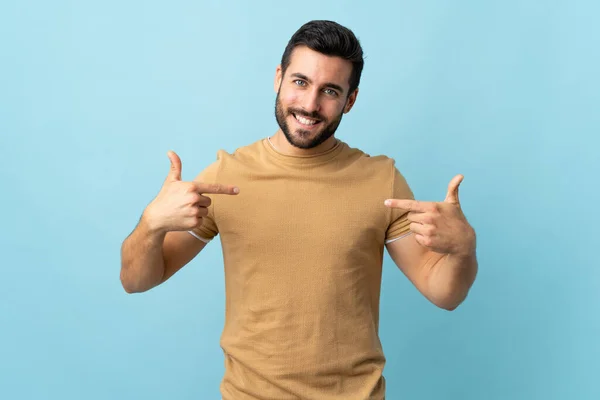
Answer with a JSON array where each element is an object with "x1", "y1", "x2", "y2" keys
[
  {"x1": 166, "y1": 150, "x2": 182, "y2": 181},
  {"x1": 444, "y1": 174, "x2": 463, "y2": 204}
]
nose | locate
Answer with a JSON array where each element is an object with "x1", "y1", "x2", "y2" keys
[{"x1": 300, "y1": 88, "x2": 321, "y2": 114}]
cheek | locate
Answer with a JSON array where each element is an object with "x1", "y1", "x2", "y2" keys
[
  {"x1": 279, "y1": 86, "x2": 300, "y2": 105},
  {"x1": 322, "y1": 102, "x2": 345, "y2": 119},
  {"x1": 283, "y1": 92, "x2": 299, "y2": 105}
]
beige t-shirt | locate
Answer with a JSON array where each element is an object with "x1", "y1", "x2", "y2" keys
[{"x1": 191, "y1": 138, "x2": 413, "y2": 400}]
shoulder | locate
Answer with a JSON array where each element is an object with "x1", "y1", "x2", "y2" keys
[
  {"x1": 342, "y1": 142, "x2": 400, "y2": 174},
  {"x1": 214, "y1": 138, "x2": 265, "y2": 166},
  {"x1": 341, "y1": 142, "x2": 412, "y2": 194},
  {"x1": 195, "y1": 139, "x2": 264, "y2": 180}
]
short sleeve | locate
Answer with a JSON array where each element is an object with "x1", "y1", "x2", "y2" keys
[
  {"x1": 385, "y1": 165, "x2": 415, "y2": 242},
  {"x1": 189, "y1": 160, "x2": 221, "y2": 242}
]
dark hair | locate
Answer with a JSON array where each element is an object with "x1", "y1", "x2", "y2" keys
[{"x1": 280, "y1": 20, "x2": 364, "y2": 94}]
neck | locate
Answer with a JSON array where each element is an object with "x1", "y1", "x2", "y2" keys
[{"x1": 269, "y1": 130, "x2": 338, "y2": 156}]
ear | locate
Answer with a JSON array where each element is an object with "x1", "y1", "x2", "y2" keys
[
  {"x1": 343, "y1": 88, "x2": 359, "y2": 114},
  {"x1": 274, "y1": 65, "x2": 283, "y2": 93}
]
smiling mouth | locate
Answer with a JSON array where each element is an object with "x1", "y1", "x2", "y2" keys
[{"x1": 293, "y1": 113, "x2": 322, "y2": 127}]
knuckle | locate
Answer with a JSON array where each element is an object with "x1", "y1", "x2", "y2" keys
[
  {"x1": 200, "y1": 195, "x2": 212, "y2": 207},
  {"x1": 185, "y1": 183, "x2": 196, "y2": 193},
  {"x1": 190, "y1": 193, "x2": 201, "y2": 203}
]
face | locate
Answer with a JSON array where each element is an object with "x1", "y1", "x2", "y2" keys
[{"x1": 274, "y1": 45, "x2": 358, "y2": 149}]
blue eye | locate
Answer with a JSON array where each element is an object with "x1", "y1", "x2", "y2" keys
[
  {"x1": 324, "y1": 89, "x2": 338, "y2": 96},
  {"x1": 294, "y1": 80, "x2": 306, "y2": 86}
]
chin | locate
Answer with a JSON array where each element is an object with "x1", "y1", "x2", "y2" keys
[
  {"x1": 287, "y1": 135, "x2": 315, "y2": 149},
  {"x1": 293, "y1": 129, "x2": 318, "y2": 141},
  {"x1": 290, "y1": 131, "x2": 333, "y2": 150}
]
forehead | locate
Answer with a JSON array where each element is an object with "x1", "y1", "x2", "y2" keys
[{"x1": 286, "y1": 45, "x2": 352, "y2": 91}]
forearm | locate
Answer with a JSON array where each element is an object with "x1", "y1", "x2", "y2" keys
[
  {"x1": 426, "y1": 249, "x2": 478, "y2": 311},
  {"x1": 120, "y1": 213, "x2": 167, "y2": 293}
]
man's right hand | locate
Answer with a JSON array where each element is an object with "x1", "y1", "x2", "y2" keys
[{"x1": 143, "y1": 150, "x2": 239, "y2": 233}]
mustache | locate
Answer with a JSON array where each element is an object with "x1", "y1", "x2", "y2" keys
[{"x1": 288, "y1": 108, "x2": 325, "y2": 121}]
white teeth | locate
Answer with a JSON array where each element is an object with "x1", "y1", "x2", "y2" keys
[{"x1": 295, "y1": 114, "x2": 318, "y2": 126}]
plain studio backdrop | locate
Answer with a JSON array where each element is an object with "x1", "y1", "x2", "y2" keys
[{"x1": 1, "y1": 1, "x2": 598, "y2": 399}]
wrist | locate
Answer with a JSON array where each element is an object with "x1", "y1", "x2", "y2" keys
[
  {"x1": 141, "y1": 206, "x2": 167, "y2": 236},
  {"x1": 455, "y1": 227, "x2": 477, "y2": 258}
]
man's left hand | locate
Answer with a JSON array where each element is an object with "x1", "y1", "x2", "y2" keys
[{"x1": 384, "y1": 174, "x2": 476, "y2": 256}]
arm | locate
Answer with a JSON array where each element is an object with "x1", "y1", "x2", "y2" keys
[
  {"x1": 119, "y1": 213, "x2": 208, "y2": 293},
  {"x1": 119, "y1": 150, "x2": 237, "y2": 294},
  {"x1": 384, "y1": 174, "x2": 478, "y2": 310},
  {"x1": 386, "y1": 232, "x2": 477, "y2": 310}
]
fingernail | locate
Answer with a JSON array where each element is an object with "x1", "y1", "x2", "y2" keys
[
  {"x1": 233, "y1": 187, "x2": 240, "y2": 194},
  {"x1": 384, "y1": 200, "x2": 391, "y2": 206}
]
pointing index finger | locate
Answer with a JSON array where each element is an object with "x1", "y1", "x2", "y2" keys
[
  {"x1": 384, "y1": 198, "x2": 432, "y2": 213},
  {"x1": 194, "y1": 181, "x2": 240, "y2": 195}
]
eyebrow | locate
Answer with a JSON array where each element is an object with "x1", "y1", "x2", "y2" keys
[{"x1": 290, "y1": 72, "x2": 345, "y2": 94}]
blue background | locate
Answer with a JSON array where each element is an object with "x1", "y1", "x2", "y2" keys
[{"x1": 1, "y1": 1, "x2": 598, "y2": 399}]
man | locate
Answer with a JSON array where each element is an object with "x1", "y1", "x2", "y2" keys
[{"x1": 120, "y1": 20, "x2": 477, "y2": 400}]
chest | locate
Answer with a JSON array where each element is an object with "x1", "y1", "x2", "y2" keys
[{"x1": 214, "y1": 175, "x2": 390, "y2": 252}]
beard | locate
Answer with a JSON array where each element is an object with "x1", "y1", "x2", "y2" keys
[{"x1": 274, "y1": 90, "x2": 344, "y2": 150}]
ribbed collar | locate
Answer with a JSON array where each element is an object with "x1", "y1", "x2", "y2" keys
[{"x1": 261, "y1": 137, "x2": 346, "y2": 166}]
